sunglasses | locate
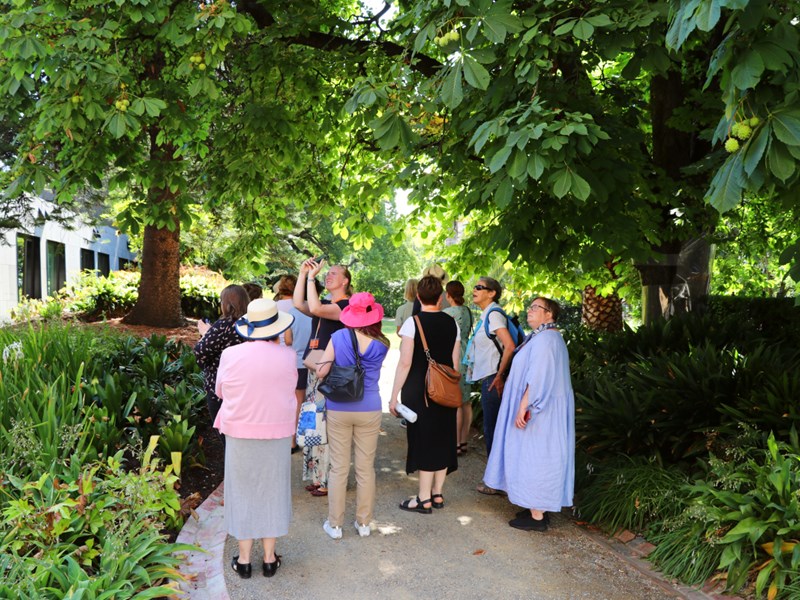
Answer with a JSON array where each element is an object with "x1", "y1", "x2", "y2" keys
[{"x1": 473, "y1": 285, "x2": 491, "y2": 291}]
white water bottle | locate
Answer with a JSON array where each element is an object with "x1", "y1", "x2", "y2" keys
[{"x1": 395, "y1": 403, "x2": 418, "y2": 423}]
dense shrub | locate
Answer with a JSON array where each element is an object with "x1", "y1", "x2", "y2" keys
[
  {"x1": 0, "y1": 324, "x2": 206, "y2": 595},
  {"x1": 569, "y1": 299, "x2": 800, "y2": 597}
]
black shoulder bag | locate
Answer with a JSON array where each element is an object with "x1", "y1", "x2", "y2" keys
[{"x1": 318, "y1": 329, "x2": 365, "y2": 402}]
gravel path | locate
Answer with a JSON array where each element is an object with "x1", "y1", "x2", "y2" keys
[{"x1": 221, "y1": 348, "x2": 685, "y2": 600}]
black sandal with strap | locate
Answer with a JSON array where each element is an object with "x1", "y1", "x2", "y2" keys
[
  {"x1": 399, "y1": 496, "x2": 432, "y2": 514},
  {"x1": 432, "y1": 493, "x2": 445, "y2": 509}
]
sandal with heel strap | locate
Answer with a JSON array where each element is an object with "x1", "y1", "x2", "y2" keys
[
  {"x1": 432, "y1": 493, "x2": 445, "y2": 509},
  {"x1": 399, "y1": 496, "x2": 432, "y2": 514}
]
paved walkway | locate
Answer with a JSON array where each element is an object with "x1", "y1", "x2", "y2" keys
[{"x1": 177, "y1": 348, "x2": 739, "y2": 600}]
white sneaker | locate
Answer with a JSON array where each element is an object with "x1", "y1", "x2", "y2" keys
[
  {"x1": 354, "y1": 521, "x2": 371, "y2": 537},
  {"x1": 323, "y1": 520, "x2": 342, "y2": 540}
]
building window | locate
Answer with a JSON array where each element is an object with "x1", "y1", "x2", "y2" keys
[
  {"x1": 118, "y1": 257, "x2": 129, "y2": 270},
  {"x1": 16, "y1": 234, "x2": 42, "y2": 300},
  {"x1": 46, "y1": 241, "x2": 67, "y2": 296},
  {"x1": 97, "y1": 252, "x2": 110, "y2": 277},
  {"x1": 80, "y1": 248, "x2": 95, "y2": 272}
]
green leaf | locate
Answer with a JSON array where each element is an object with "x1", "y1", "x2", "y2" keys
[
  {"x1": 494, "y1": 177, "x2": 513, "y2": 208},
  {"x1": 720, "y1": 516, "x2": 763, "y2": 542},
  {"x1": 572, "y1": 20, "x2": 595, "y2": 41},
  {"x1": 694, "y1": 0, "x2": 721, "y2": 32},
  {"x1": 772, "y1": 111, "x2": 800, "y2": 146},
  {"x1": 440, "y1": 63, "x2": 464, "y2": 110},
  {"x1": 743, "y1": 124, "x2": 770, "y2": 176},
  {"x1": 730, "y1": 50, "x2": 764, "y2": 90},
  {"x1": 507, "y1": 148, "x2": 527, "y2": 180},
  {"x1": 527, "y1": 154, "x2": 547, "y2": 180},
  {"x1": 767, "y1": 141, "x2": 795, "y2": 182},
  {"x1": 487, "y1": 145, "x2": 512, "y2": 174},
  {"x1": 571, "y1": 172, "x2": 591, "y2": 201},
  {"x1": 553, "y1": 20, "x2": 575, "y2": 36},
  {"x1": 142, "y1": 97, "x2": 167, "y2": 117},
  {"x1": 706, "y1": 153, "x2": 744, "y2": 213},
  {"x1": 107, "y1": 113, "x2": 127, "y2": 138},
  {"x1": 463, "y1": 54, "x2": 490, "y2": 90},
  {"x1": 553, "y1": 169, "x2": 571, "y2": 199},
  {"x1": 585, "y1": 14, "x2": 613, "y2": 27}
]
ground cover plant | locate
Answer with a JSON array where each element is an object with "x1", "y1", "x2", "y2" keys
[
  {"x1": 570, "y1": 298, "x2": 800, "y2": 598},
  {"x1": 0, "y1": 324, "x2": 207, "y2": 597}
]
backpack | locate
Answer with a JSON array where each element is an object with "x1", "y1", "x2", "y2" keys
[{"x1": 483, "y1": 306, "x2": 525, "y2": 372}]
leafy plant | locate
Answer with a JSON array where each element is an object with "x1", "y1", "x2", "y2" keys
[{"x1": 576, "y1": 455, "x2": 688, "y2": 533}]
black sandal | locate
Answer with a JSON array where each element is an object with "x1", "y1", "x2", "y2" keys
[
  {"x1": 432, "y1": 493, "x2": 445, "y2": 509},
  {"x1": 231, "y1": 556, "x2": 252, "y2": 579},
  {"x1": 459, "y1": 442, "x2": 468, "y2": 455},
  {"x1": 399, "y1": 496, "x2": 432, "y2": 514},
  {"x1": 263, "y1": 555, "x2": 282, "y2": 578}
]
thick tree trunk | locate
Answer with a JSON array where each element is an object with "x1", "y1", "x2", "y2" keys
[
  {"x1": 581, "y1": 285, "x2": 623, "y2": 332},
  {"x1": 123, "y1": 216, "x2": 184, "y2": 327}
]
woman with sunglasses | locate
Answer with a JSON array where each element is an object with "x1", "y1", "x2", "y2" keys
[
  {"x1": 482, "y1": 297, "x2": 575, "y2": 532},
  {"x1": 464, "y1": 277, "x2": 516, "y2": 495}
]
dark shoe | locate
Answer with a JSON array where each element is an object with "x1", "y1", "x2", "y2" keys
[
  {"x1": 509, "y1": 514, "x2": 548, "y2": 532},
  {"x1": 399, "y1": 496, "x2": 432, "y2": 514},
  {"x1": 476, "y1": 484, "x2": 506, "y2": 496},
  {"x1": 231, "y1": 556, "x2": 252, "y2": 579},
  {"x1": 263, "y1": 555, "x2": 281, "y2": 577},
  {"x1": 457, "y1": 442, "x2": 468, "y2": 456},
  {"x1": 305, "y1": 483, "x2": 321, "y2": 492},
  {"x1": 309, "y1": 487, "x2": 328, "y2": 497},
  {"x1": 291, "y1": 445, "x2": 301, "y2": 454},
  {"x1": 399, "y1": 418, "x2": 408, "y2": 429},
  {"x1": 431, "y1": 493, "x2": 445, "y2": 509}
]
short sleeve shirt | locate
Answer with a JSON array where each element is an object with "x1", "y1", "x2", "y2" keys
[{"x1": 470, "y1": 302, "x2": 507, "y2": 381}]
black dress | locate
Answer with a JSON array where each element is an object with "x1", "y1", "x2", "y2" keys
[{"x1": 402, "y1": 311, "x2": 458, "y2": 475}]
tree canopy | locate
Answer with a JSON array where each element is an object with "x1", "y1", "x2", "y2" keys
[{"x1": 1, "y1": 0, "x2": 797, "y2": 326}]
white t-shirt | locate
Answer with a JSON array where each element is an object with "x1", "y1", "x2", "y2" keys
[
  {"x1": 399, "y1": 315, "x2": 461, "y2": 343},
  {"x1": 469, "y1": 302, "x2": 507, "y2": 381}
]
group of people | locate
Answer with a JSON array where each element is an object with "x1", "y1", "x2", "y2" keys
[{"x1": 193, "y1": 260, "x2": 575, "y2": 579}]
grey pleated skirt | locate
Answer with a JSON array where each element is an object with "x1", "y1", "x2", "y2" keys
[{"x1": 224, "y1": 436, "x2": 293, "y2": 539}]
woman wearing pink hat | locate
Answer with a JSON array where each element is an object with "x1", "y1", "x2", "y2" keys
[{"x1": 315, "y1": 292, "x2": 390, "y2": 539}]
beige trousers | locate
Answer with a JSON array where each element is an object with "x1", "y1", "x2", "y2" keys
[{"x1": 326, "y1": 410, "x2": 382, "y2": 528}]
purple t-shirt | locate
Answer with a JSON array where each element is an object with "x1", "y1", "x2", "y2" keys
[{"x1": 325, "y1": 328, "x2": 388, "y2": 412}]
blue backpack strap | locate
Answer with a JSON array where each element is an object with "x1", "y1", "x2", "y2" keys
[{"x1": 484, "y1": 306, "x2": 507, "y2": 365}]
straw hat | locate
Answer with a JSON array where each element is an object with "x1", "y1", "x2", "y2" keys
[
  {"x1": 422, "y1": 263, "x2": 448, "y2": 283},
  {"x1": 234, "y1": 299, "x2": 294, "y2": 340},
  {"x1": 340, "y1": 292, "x2": 384, "y2": 328}
]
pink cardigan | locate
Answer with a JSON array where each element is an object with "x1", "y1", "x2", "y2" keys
[{"x1": 214, "y1": 340, "x2": 297, "y2": 439}]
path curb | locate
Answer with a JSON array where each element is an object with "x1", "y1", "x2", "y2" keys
[{"x1": 177, "y1": 482, "x2": 229, "y2": 599}]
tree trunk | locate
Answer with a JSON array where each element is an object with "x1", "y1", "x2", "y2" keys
[
  {"x1": 123, "y1": 215, "x2": 184, "y2": 327},
  {"x1": 581, "y1": 286, "x2": 623, "y2": 332}
]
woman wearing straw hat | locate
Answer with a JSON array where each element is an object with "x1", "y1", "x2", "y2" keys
[
  {"x1": 316, "y1": 292, "x2": 390, "y2": 539},
  {"x1": 215, "y1": 299, "x2": 296, "y2": 579}
]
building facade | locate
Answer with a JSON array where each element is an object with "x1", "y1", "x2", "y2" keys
[{"x1": 0, "y1": 196, "x2": 137, "y2": 322}]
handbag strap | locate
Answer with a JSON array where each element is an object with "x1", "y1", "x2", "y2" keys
[
  {"x1": 310, "y1": 318, "x2": 322, "y2": 342},
  {"x1": 413, "y1": 315, "x2": 436, "y2": 365},
  {"x1": 349, "y1": 328, "x2": 362, "y2": 368}
]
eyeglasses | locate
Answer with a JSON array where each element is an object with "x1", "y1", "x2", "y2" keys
[
  {"x1": 529, "y1": 304, "x2": 550, "y2": 312},
  {"x1": 473, "y1": 285, "x2": 491, "y2": 291}
]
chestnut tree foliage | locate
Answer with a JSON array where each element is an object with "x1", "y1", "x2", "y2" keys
[{"x1": 1, "y1": 0, "x2": 798, "y2": 326}]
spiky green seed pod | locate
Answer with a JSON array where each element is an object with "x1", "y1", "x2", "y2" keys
[{"x1": 724, "y1": 138, "x2": 740, "y2": 153}]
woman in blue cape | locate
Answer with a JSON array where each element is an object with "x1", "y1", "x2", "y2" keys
[{"x1": 483, "y1": 296, "x2": 575, "y2": 532}]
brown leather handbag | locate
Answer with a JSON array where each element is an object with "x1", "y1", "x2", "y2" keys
[{"x1": 414, "y1": 315, "x2": 462, "y2": 408}]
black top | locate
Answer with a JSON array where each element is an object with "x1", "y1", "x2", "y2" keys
[
  {"x1": 193, "y1": 317, "x2": 243, "y2": 398},
  {"x1": 307, "y1": 298, "x2": 349, "y2": 352}
]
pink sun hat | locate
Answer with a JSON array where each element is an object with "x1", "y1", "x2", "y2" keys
[{"x1": 340, "y1": 292, "x2": 384, "y2": 328}]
